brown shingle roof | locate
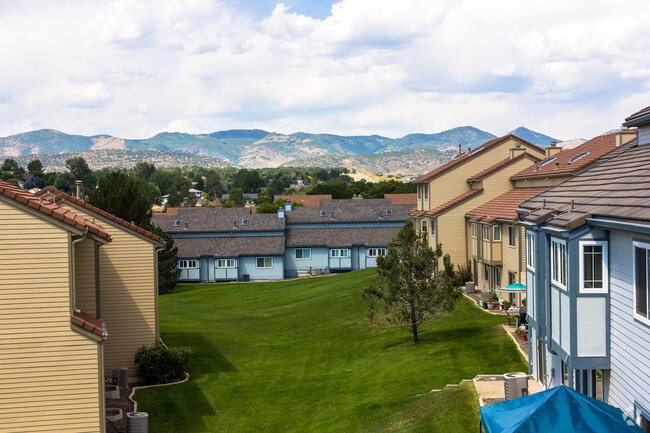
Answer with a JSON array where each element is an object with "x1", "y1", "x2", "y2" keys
[
  {"x1": 467, "y1": 153, "x2": 540, "y2": 182},
  {"x1": 624, "y1": 105, "x2": 650, "y2": 126},
  {"x1": 152, "y1": 207, "x2": 285, "y2": 232},
  {"x1": 426, "y1": 189, "x2": 483, "y2": 217},
  {"x1": 0, "y1": 180, "x2": 111, "y2": 241},
  {"x1": 36, "y1": 186, "x2": 163, "y2": 244},
  {"x1": 519, "y1": 138, "x2": 650, "y2": 230},
  {"x1": 276, "y1": 195, "x2": 332, "y2": 206},
  {"x1": 174, "y1": 235, "x2": 285, "y2": 258},
  {"x1": 510, "y1": 133, "x2": 620, "y2": 180},
  {"x1": 465, "y1": 187, "x2": 550, "y2": 222},
  {"x1": 384, "y1": 193, "x2": 417, "y2": 205},
  {"x1": 285, "y1": 227, "x2": 400, "y2": 248},
  {"x1": 414, "y1": 135, "x2": 543, "y2": 183},
  {"x1": 286, "y1": 199, "x2": 410, "y2": 223}
]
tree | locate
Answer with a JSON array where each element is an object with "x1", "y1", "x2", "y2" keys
[
  {"x1": 133, "y1": 161, "x2": 156, "y2": 180},
  {"x1": 228, "y1": 187, "x2": 245, "y2": 206},
  {"x1": 87, "y1": 171, "x2": 159, "y2": 228},
  {"x1": 150, "y1": 226, "x2": 181, "y2": 294},
  {"x1": 1, "y1": 158, "x2": 19, "y2": 173},
  {"x1": 65, "y1": 156, "x2": 91, "y2": 180},
  {"x1": 236, "y1": 169, "x2": 262, "y2": 193},
  {"x1": 53, "y1": 172, "x2": 75, "y2": 193},
  {"x1": 27, "y1": 159, "x2": 44, "y2": 177},
  {"x1": 166, "y1": 178, "x2": 192, "y2": 208},
  {"x1": 362, "y1": 220, "x2": 463, "y2": 343}
]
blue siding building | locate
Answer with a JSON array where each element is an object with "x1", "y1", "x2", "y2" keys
[
  {"x1": 518, "y1": 106, "x2": 650, "y2": 431},
  {"x1": 153, "y1": 198, "x2": 411, "y2": 282}
]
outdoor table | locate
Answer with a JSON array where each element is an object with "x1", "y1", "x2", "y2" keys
[{"x1": 506, "y1": 307, "x2": 519, "y2": 326}]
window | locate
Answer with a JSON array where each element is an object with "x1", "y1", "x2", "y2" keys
[
  {"x1": 241, "y1": 218, "x2": 248, "y2": 225},
  {"x1": 178, "y1": 259, "x2": 197, "y2": 269},
  {"x1": 509, "y1": 271, "x2": 516, "y2": 285},
  {"x1": 386, "y1": 209, "x2": 393, "y2": 216},
  {"x1": 472, "y1": 223, "x2": 477, "y2": 238},
  {"x1": 569, "y1": 152, "x2": 590, "y2": 164},
  {"x1": 637, "y1": 410, "x2": 650, "y2": 433},
  {"x1": 634, "y1": 241, "x2": 650, "y2": 320},
  {"x1": 551, "y1": 239, "x2": 567, "y2": 289},
  {"x1": 320, "y1": 210, "x2": 327, "y2": 217},
  {"x1": 579, "y1": 241, "x2": 608, "y2": 293},
  {"x1": 539, "y1": 157, "x2": 557, "y2": 167},
  {"x1": 217, "y1": 259, "x2": 236, "y2": 268},
  {"x1": 424, "y1": 185, "x2": 428, "y2": 200},
  {"x1": 256, "y1": 257, "x2": 273, "y2": 268},
  {"x1": 431, "y1": 220, "x2": 436, "y2": 234},
  {"x1": 526, "y1": 231, "x2": 535, "y2": 270},
  {"x1": 173, "y1": 220, "x2": 182, "y2": 227},
  {"x1": 417, "y1": 185, "x2": 422, "y2": 199},
  {"x1": 330, "y1": 249, "x2": 350, "y2": 258},
  {"x1": 508, "y1": 226, "x2": 516, "y2": 247},
  {"x1": 368, "y1": 248, "x2": 386, "y2": 257},
  {"x1": 295, "y1": 248, "x2": 311, "y2": 259},
  {"x1": 496, "y1": 268, "x2": 501, "y2": 288},
  {"x1": 483, "y1": 225, "x2": 490, "y2": 241},
  {"x1": 484, "y1": 264, "x2": 489, "y2": 282},
  {"x1": 493, "y1": 226, "x2": 501, "y2": 242},
  {"x1": 422, "y1": 220, "x2": 428, "y2": 233}
]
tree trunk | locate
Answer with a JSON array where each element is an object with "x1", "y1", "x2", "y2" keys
[{"x1": 410, "y1": 304, "x2": 419, "y2": 343}]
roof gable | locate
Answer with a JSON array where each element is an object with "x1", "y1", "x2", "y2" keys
[
  {"x1": 466, "y1": 187, "x2": 550, "y2": 222},
  {"x1": 424, "y1": 189, "x2": 483, "y2": 218},
  {"x1": 0, "y1": 181, "x2": 111, "y2": 241}
]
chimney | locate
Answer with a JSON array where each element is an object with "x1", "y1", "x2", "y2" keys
[
  {"x1": 458, "y1": 144, "x2": 462, "y2": 156},
  {"x1": 510, "y1": 142, "x2": 526, "y2": 159},
  {"x1": 284, "y1": 202, "x2": 292, "y2": 212},
  {"x1": 616, "y1": 127, "x2": 636, "y2": 147},
  {"x1": 545, "y1": 141, "x2": 561, "y2": 158},
  {"x1": 277, "y1": 208, "x2": 285, "y2": 219},
  {"x1": 75, "y1": 180, "x2": 82, "y2": 198}
]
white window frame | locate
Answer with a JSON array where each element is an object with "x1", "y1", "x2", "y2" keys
[
  {"x1": 178, "y1": 259, "x2": 198, "y2": 269},
  {"x1": 633, "y1": 241, "x2": 650, "y2": 323},
  {"x1": 483, "y1": 225, "x2": 490, "y2": 241},
  {"x1": 472, "y1": 223, "x2": 477, "y2": 238},
  {"x1": 256, "y1": 256, "x2": 273, "y2": 269},
  {"x1": 295, "y1": 248, "x2": 312, "y2": 260},
  {"x1": 368, "y1": 248, "x2": 386, "y2": 258},
  {"x1": 508, "y1": 225, "x2": 516, "y2": 248},
  {"x1": 579, "y1": 241, "x2": 608, "y2": 294},
  {"x1": 526, "y1": 231, "x2": 535, "y2": 270},
  {"x1": 430, "y1": 220, "x2": 436, "y2": 234},
  {"x1": 217, "y1": 259, "x2": 237, "y2": 269},
  {"x1": 330, "y1": 249, "x2": 350, "y2": 258},
  {"x1": 424, "y1": 185, "x2": 428, "y2": 200},
  {"x1": 551, "y1": 238, "x2": 567, "y2": 290},
  {"x1": 493, "y1": 226, "x2": 501, "y2": 242},
  {"x1": 422, "y1": 220, "x2": 428, "y2": 234}
]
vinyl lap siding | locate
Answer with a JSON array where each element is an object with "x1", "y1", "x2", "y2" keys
[
  {"x1": 606, "y1": 231, "x2": 650, "y2": 417},
  {"x1": 0, "y1": 200, "x2": 102, "y2": 433},
  {"x1": 75, "y1": 238, "x2": 97, "y2": 316}
]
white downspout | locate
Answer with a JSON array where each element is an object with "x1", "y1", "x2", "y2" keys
[{"x1": 71, "y1": 227, "x2": 88, "y2": 313}]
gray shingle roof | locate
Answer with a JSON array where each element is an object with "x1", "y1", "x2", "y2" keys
[
  {"x1": 519, "y1": 138, "x2": 650, "y2": 230},
  {"x1": 152, "y1": 207, "x2": 284, "y2": 232},
  {"x1": 285, "y1": 199, "x2": 410, "y2": 223},
  {"x1": 285, "y1": 227, "x2": 400, "y2": 248},
  {"x1": 174, "y1": 235, "x2": 285, "y2": 258}
]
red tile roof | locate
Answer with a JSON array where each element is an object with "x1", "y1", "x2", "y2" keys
[
  {"x1": 384, "y1": 193, "x2": 417, "y2": 205},
  {"x1": 510, "y1": 133, "x2": 620, "y2": 180},
  {"x1": 426, "y1": 188, "x2": 484, "y2": 217},
  {"x1": 71, "y1": 311, "x2": 104, "y2": 336},
  {"x1": 414, "y1": 135, "x2": 543, "y2": 183},
  {"x1": 36, "y1": 187, "x2": 164, "y2": 245},
  {"x1": 0, "y1": 180, "x2": 111, "y2": 241},
  {"x1": 466, "y1": 153, "x2": 540, "y2": 182},
  {"x1": 276, "y1": 194, "x2": 332, "y2": 207},
  {"x1": 465, "y1": 187, "x2": 550, "y2": 222}
]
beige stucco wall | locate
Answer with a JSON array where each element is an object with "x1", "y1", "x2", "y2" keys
[
  {"x1": 0, "y1": 199, "x2": 103, "y2": 433},
  {"x1": 61, "y1": 202, "x2": 159, "y2": 382}
]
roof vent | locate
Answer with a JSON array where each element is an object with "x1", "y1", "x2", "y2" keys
[{"x1": 173, "y1": 220, "x2": 181, "y2": 227}]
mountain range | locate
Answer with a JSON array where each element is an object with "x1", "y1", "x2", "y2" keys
[{"x1": 0, "y1": 126, "x2": 560, "y2": 174}]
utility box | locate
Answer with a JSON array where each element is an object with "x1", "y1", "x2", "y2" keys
[{"x1": 504, "y1": 372, "x2": 529, "y2": 400}]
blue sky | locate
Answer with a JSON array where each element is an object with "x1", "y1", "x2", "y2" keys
[{"x1": 0, "y1": 0, "x2": 649, "y2": 142}]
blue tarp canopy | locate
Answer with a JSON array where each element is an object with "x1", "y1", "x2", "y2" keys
[{"x1": 480, "y1": 385, "x2": 644, "y2": 433}]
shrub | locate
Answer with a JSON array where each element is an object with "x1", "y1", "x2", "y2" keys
[{"x1": 134, "y1": 344, "x2": 192, "y2": 384}]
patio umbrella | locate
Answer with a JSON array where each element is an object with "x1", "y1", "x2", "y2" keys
[{"x1": 495, "y1": 283, "x2": 526, "y2": 293}]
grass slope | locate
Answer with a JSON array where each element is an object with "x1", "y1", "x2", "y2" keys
[{"x1": 136, "y1": 269, "x2": 525, "y2": 432}]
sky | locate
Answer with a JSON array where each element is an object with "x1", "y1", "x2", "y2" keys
[{"x1": 1, "y1": 0, "x2": 649, "y2": 141}]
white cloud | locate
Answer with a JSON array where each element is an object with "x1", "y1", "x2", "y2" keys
[{"x1": 1, "y1": 0, "x2": 650, "y2": 141}]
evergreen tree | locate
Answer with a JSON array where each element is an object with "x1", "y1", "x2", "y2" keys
[
  {"x1": 362, "y1": 220, "x2": 463, "y2": 343},
  {"x1": 150, "y1": 226, "x2": 181, "y2": 295}
]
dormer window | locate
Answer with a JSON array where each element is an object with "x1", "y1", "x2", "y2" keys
[
  {"x1": 569, "y1": 152, "x2": 589, "y2": 164},
  {"x1": 173, "y1": 220, "x2": 181, "y2": 227},
  {"x1": 320, "y1": 210, "x2": 327, "y2": 217},
  {"x1": 241, "y1": 219, "x2": 248, "y2": 225},
  {"x1": 385, "y1": 209, "x2": 393, "y2": 216}
]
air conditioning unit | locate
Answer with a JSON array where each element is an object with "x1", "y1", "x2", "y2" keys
[
  {"x1": 504, "y1": 372, "x2": 529, "y2": 400},
  {"x1": 127, "y1": 412, "x2": 148, "y2": 433},
  {"x1": 242, "y1": 274, "x2": 250, "y2": 282},
  {"x1": 113, "y1": 367, "x2": 129, "y2": 387}
]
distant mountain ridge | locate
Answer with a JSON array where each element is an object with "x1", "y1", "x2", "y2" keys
[{"x1": 0, "y1": 126, "x2": 559, "y2": 172}]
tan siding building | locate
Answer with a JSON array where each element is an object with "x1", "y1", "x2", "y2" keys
[
  {"x1": 0, "y1": 181, "x2": 110, "y2": 433},
  {"x1": 37, "y1": 188, "x2": 164, "y2": 383}
]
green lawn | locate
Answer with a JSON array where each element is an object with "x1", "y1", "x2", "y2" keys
[{"x1": 135, "y1": 269, "x2": 525, "y2": 432}]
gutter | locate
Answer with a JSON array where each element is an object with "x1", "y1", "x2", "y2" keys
[{"x1": 70, "y1": 227, "x2": 88, "y2": 314}]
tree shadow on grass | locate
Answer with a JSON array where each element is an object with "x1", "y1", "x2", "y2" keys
[{"x1": 138, "y1": 332, "x2": 238, "y2": 432}]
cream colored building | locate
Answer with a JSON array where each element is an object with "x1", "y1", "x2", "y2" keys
[
  {"x1": 412, "y1": 135, "x2": 546, "y2": 267},
  {"x1": 37, "y1": 187, "x2": 164, "y2": 383},
  {"x1": 0, "y1": 180, "x2": 111, "y2": 433}
]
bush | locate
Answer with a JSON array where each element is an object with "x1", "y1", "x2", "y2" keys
[{"x1": 134, "y1": 344, "x2": 192, "y2": 384}]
